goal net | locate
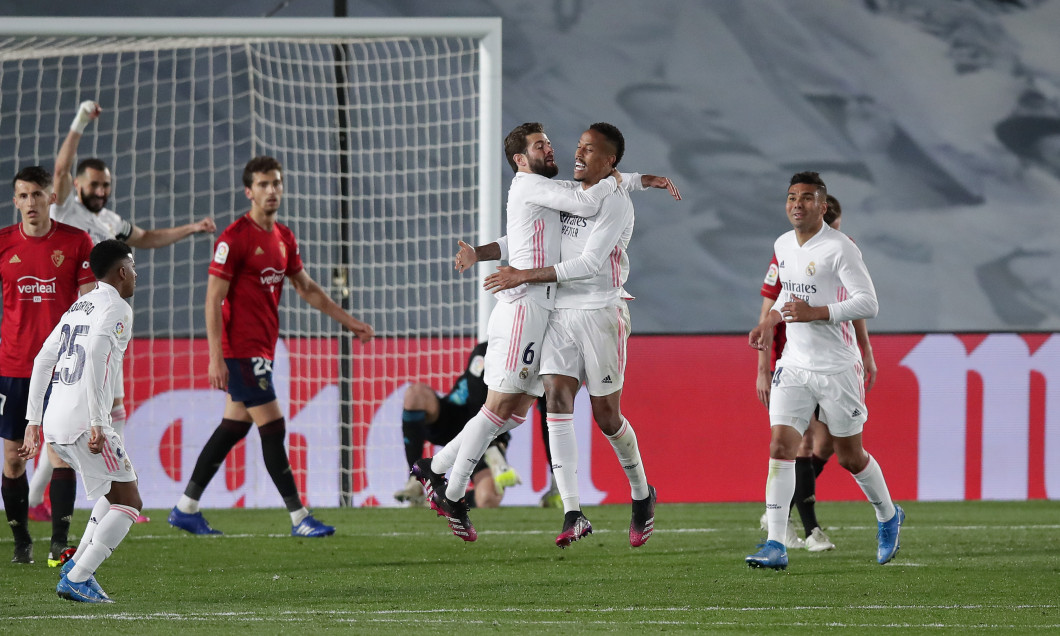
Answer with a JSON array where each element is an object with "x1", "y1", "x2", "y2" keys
[{"x1": 0, "y1": 18, "x2": 501, "y2": 509}]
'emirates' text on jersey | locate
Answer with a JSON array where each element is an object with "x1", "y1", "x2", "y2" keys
[
  {"x1": 771, "y1": 224, "x2": 878, "y2": 373},
  {"x1": 50, "y1": 195, "x2": 133, "y2": 245},
  {"x1": 552, "y1": 178, "x2": 640, "y2": 309},
  {"x1": 27, "y1": 282, "x2": 132, "y2": 443},
  {"x1": 0, "y1": 222, "x2": 94, "y2": 377},
  {"x1": 496, "y1": 172, "x2": 618, "y2": 309},
  {"x1": 209, "y1": 213, "x2": 304, "y2": 359}
]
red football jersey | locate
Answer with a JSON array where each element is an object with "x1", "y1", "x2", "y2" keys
[
  {"x1": 759, "y1": 252, "x2": 786, "y2": 365},
  {"x1": 0, "y1": 222, "x2": 95, "y2": 377},
  {"x1": 208, "y1": 213, "x2": 304, "y2": 359}
]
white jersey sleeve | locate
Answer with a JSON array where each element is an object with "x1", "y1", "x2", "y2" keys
[
  {"x1": 524, "y1": 174, "x2": 618, "y2": 218},
  {"x1": 555, "y1": 190, "x2": 634, "y2": 283},
  {"x1": 827, "y1": 239, "x2": 878, "y2": 323},
  {"x1": 26, "y1": 321, "x2": 65, "y2": 425}
]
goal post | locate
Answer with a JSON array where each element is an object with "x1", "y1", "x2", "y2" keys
[{"x1": 0, "y1": 17, "x2": 501, "y2": 508}]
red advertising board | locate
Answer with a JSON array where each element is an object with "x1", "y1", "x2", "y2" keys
[{"x1": 115, "y1": 333, "x2": 1056, "y2": 509}]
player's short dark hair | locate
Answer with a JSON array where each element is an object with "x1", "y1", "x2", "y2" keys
[
  {"x1": 75, "y1": 158, "x2": 108, "y2": 176},
  {"x1": 789, "y1": 171, "x2": 827, "y2": 197},
  {"x1": 504, "y1": 122, "x2": 546, "y2": 173},
  {"x1": 824, "y1": 194, "x2": 842, "y2": 226},
  {"x1": 242, "y1": 156, "x2": 283, "y2": 188},
  {"x1": 589, "y1": 122, "x2": 625, "y2": 168},
  {"x1": 12, "y1": 165, "x2": 52, "y2": 190},
  {"x1": 90, "y1": 239, "x2": 132, "y2": 279}
]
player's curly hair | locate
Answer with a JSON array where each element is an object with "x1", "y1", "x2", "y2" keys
[
  {"x1": 242, "y1": 156, "x2": 283, "y2": 188},
  {"x1": 504, "y1": 122, "x2": 546, "y2": 173},
  {"x1": 90, "y1": 238, "x2": 133, "y2": 279},
  {"x1": 12, "y1": 165, "x2": 52, "y2": 189}
]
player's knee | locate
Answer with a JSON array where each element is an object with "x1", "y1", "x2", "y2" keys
[
  {"x1": 4, "y1": 454, "x2": 26, "y2": 476},
  {"x1": 835, "y1": 451, "x2": 867, "y2": 474},
  {"x1": 768, "y1": 439, "x2": 798, "y2": 461},
  {"x1": 403, "y1": 383, "x2": 436, "y2": 411}
]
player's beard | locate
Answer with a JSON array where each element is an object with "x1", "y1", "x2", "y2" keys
[
  {"x1": 529, "y1": 155, "x2": 559, "y2": 179},
  {"x1": 78, "y1": 188, "x2": 107, "y2": 213}
]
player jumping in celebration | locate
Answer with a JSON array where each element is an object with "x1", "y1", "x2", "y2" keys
[
  {"x1": 21, "y1": 239, "x2": 141, "y2": 603},
  {"x1": 168, "y1": 156, "x2": 374, "y2": 537},
  {"x1": 746, "y1": 172, "x2": 902, "y2": 571},
  {"x1": 481, "y1": 123, "x2": 680, "y2": 548},
  {"x1": 28, "y1": 100, "x2": 216, "y2": 530},
  {"x1": 1, "y1": 167, "x2": 95, "y2": 565},
  {"x1": 411, "y1": 122, "x2": 623, "y2": 541}
]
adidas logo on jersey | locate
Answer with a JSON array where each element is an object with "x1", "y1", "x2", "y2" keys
[
  {"x1": 8, "y1": 255, "x2": 20, "y2": 263},
  {"x1": 254, "y1": 247, "x2": 265, "y2": 255},
  {"x1": 602, "y1": 375, "x2": 613, "y2": 384},
  {"x1": 851, "y1": 408, "x2": 862, "y2": 417},
  {"x1": 778, "y1": 260, "x2": 785, "y2": 268}
]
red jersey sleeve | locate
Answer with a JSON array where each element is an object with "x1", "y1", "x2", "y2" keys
[
  {"x1": 760, "y1": 252, "x2": 781, "y2": 301},
  {"x1": 208, "y1": 226, "x2": 244, "y2": 282}
]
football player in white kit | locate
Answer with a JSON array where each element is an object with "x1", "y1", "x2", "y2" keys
[
  {"x1": 411, "y1": 122, "x2": 624, "y2": 541},
  {"x1": 21, "y1": 239, "x2": 141, "y2": 602},
  {"x1": 482, "y1": 123, "x2": 680, "y2": 549},
  {"x1": 746, "y1": 172, "x2": 903, "y2": 570},
  {"x1": 27, "y1": 101, "x2": 215, "y2": 529}
]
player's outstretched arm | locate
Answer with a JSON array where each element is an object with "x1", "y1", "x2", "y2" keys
[
  {"x1": 125, "y1": 217, "x2": 217, "y2": 249},
  {"x1": 638, "y1": 174, "x2": 681, "y2": 200},
  {"x1": 289, "y1": 269, "x2": 375, "y2": 343},
  {"x1": 454, "y1": 239, "x2": 502, "y2": 273},
  {"x1": 54, "y1": 100, "x2": 101, "y2": 205}
]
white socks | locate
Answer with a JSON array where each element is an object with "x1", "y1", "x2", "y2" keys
[
  {"x1": 431, "y1": 412, "x2": 525, "y2": 478},
  {"x1": 853, "y1": 454, "x2": 896, "y2": 522},
  {"x1": 606, "y1": 418, "x2": 649, "y2": 501},
  {"x1": 547, "y1": 412, "x2": 580, "y2": 513},
  {"x1": 176, "y1": 495, "x2": 199, "y2": 514},
  {"x1": 72, "y1": 496, "x2": 112, "y2": 564},
  {"x1": 68, "y1": 504, "x2": 138, "y2": 583},
  {"x1": 290, "y1": 507, "x2": 309, "y2": 525},
  {"x1": 765, "y1": 458, "x2": 796, "y2": 545},
  {"x1": 443, "y1": 408, "x2": 504, "y2": 502}
]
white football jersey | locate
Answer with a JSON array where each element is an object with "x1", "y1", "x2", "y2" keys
[
  {"x1": 552, "y1": 179, "x2": 637, "y2": 309},
  {"x1": 771, "y1": 224, "x2": 878, "y2": 373},
  {"x1": 51, "y1": 195, "x2": 132, "y2": 245},
  {"x1": 495, "y1": 172, "x2": 618, "y2": 308},
  {"x1": 27, "y1": 281, "x2": 132, "y2": 443}
]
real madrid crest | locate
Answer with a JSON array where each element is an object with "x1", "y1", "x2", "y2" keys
[
  {"x1": 805, "y1": 261, "x2": 816, "y2": 276},
  {"x1": 519, "y1": 367, "x2": 529, "y2": 380}
]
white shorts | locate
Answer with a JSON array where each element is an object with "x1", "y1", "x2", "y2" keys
[
  {"x1": 484, "y1": 299, "x2": 551, "y2": 397},
  {"x1": 540, "y1": 304, "x2": 630, "y2": 396},
  {"x1": 50, "y1": 429, "x2": 137, "y2": 500},
  {"x1": 768, "y1": 363, "x2": 867, "y2": 437}
]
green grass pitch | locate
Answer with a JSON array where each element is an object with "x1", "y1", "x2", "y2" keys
[{"x1": 3, "y1": 501, "x2": 1058, "y2": 633}]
